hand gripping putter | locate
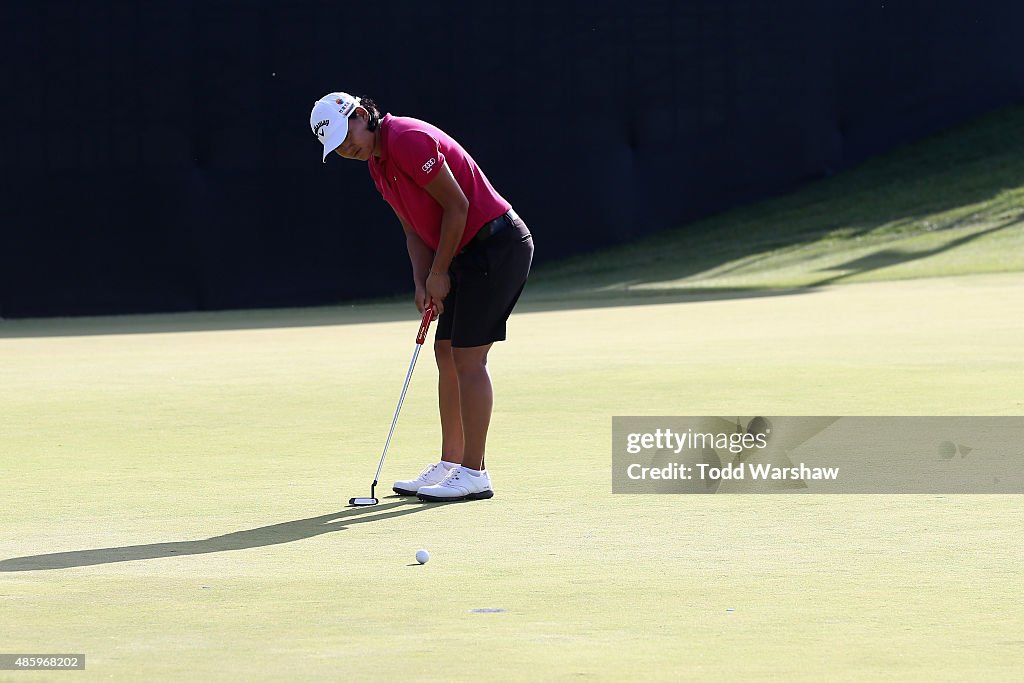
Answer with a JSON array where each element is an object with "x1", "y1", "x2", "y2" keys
[{"x1": 349, "y1": 303, "x2": 436, "y2": 506}]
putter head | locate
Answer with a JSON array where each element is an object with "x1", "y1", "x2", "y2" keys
[{"x1": 349, "y1": 497, "x2": 379, "y2": 506}]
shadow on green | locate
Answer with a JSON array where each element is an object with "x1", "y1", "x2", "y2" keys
[
  {"x1": 0, "y1": 499, "x2": 430, "y2": 572},
  {"x1": 812, "y1": 213, "x2": 1020, "y2": 284}
]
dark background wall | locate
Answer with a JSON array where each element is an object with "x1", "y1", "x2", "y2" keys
[{"x1": 3, "y1": 1, "x2": 1022, "y2": 317}]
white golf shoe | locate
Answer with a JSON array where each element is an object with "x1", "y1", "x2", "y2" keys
[
  {"x1": 393, "y1": 462, "x2": 451, "y2": 496},
  {"x1": 417, "y1": 466, "x2": 494, "y2": 502}
]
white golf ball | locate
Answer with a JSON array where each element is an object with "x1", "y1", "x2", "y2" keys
[{"x1": 415, "y1": 549, "x2": 430, "y2": 564}]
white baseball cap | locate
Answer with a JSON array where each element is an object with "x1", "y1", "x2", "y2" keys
[{"x1": 310, "y1": 92, "x2": 361, "y2": 162}]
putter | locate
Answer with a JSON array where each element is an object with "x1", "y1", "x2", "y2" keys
[{"x1": 349, "y1": 302, "x2": 436, "y2": 506}]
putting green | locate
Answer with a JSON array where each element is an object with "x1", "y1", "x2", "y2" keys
[{"x1": 2, "y1": 273, "x2": 1022, "y2": 681}]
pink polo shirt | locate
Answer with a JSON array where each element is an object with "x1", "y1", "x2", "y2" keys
[{"x1": 368, "y1": 114, "x2": 511, "y2": 252}]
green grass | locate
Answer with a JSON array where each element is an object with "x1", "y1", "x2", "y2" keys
[
  {"x1": 2, "y1": 105, "x2": 1024, "y2": 682},
  {"x1": 2, "y1": 276, "x2": 1023, "y2": 682}
]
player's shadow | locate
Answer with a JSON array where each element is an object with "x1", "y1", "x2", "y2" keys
[{"x1": 0, "y1": 499, "x2": 426, "y2": 572}]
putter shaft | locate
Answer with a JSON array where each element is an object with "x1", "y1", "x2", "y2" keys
[{"x1": 352, "y1": 305, "x2": 435, "y2": 505}]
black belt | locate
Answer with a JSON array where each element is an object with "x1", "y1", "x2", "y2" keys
[{"x1": 470, "y1": 209, "x2": 518, "y2": 245}]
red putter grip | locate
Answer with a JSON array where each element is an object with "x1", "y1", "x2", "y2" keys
[{"x1": 415, "y1": 304, "x2": 435, "y2": 345}]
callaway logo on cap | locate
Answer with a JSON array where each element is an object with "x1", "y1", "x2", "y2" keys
[{"x1": 309, "y1": 92, "x2": 361, "y2": 162}]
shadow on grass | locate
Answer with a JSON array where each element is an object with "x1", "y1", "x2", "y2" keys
[
  {"x1": 0, "y1": 498, "x2": 431, "y2": 572},
  {"x1": 528, "y1": 208, "x2": 1022, "y2": 306},
  {"x1": 811, "y1": 213, "x2": 1022, "y2": 286},
  {"x1": 0, "y1": 300, "x2": 419, "y2": 339},
  {"x1": 518, "y1": 285, "x2": 820, "y2": 313},
  {"x1": 2, "y1": 212, "x2": 1019, "y2": 341}
]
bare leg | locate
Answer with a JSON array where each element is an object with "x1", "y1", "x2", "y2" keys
[
  {"x1": 451, "y1": 344, "x2": 493, "y2": 471},
  {"x1": 434, "y1": 340, "x2": 464, "y2": 464}
]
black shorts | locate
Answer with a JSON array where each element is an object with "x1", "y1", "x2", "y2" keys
[{"x1": 435, "y1": 209, "x2": 534, "y2": 348}]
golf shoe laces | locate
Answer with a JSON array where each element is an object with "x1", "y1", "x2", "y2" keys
[
  {"x1": 419, "y1": 463, "x2": 442, "y2": 478},
  {"x1": 438, "y1": 468, "x2": 463, "y2": 486}
]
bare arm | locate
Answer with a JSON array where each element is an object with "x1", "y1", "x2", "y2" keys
[
  {"x1": 397, "y1": 212, "x2": 436, "y2": 314},
  {"x1": 422, "y1": 161, "x2": 469, "y2": 307}
]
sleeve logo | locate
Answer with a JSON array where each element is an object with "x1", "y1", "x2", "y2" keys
[{"x1": 421, "y1": 158, "x2": 436, "y2": 173}]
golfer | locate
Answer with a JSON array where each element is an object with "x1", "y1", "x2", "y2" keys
[{"x1": 310, "y1": 92, "x2": 533, "y2": 502}]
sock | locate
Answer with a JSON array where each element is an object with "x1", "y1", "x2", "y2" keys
[
  {"x1": 440, "y1": 460, "x2": 459, "y2": 470},
  {"x1": 461, "y1": 466, "x2": 483, "y2": 476}
]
